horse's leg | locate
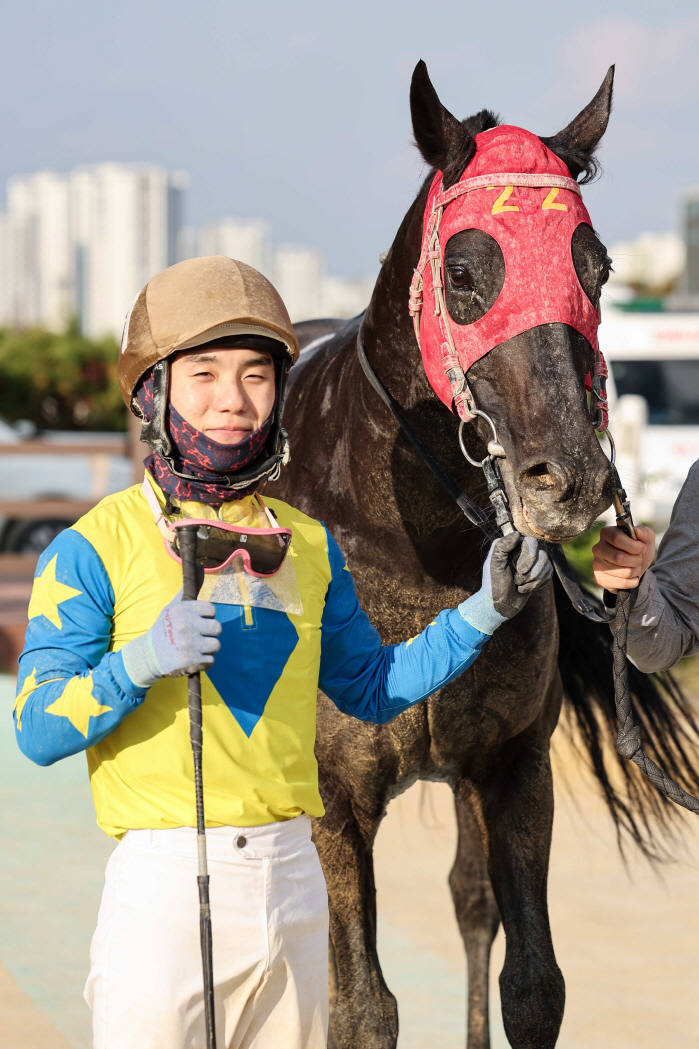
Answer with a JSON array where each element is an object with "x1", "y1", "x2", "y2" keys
[
  {"x1": 449, "y1": 794, "x2": 500, "y2": 1049},
  {"x1": 474, "y1": 731, "x2": 565, "y2": 1049},
  {"x1": 313, "y1": 779, "x2": 397, "y2": 1049}
]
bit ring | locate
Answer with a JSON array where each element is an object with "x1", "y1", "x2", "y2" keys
[{"x1": 458, "y1": 411, "x2": 501, "y2": 467}]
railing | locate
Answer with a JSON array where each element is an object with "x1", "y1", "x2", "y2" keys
[
  {"x1": 0, "y1": 432, "x2": 136, "y2": 669},
  {"x1": 0, "y1": 440, "x2": 126, "y2": 455}
]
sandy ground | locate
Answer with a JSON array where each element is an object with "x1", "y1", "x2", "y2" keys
[
  {"x1": 374, "y1": 752, "x2": 699, "y2": 1048},
  {"x1": 1, "y1": 670, "x2": 698, "y2": 1047},
  {"x1": 0, "y1": 964, "x2": 72, "y2": 1049}
]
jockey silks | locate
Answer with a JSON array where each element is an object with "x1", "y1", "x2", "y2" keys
[
  {"x1": 411, "y1": 126, "x2": 601, "y2": 416},
  {"x1": 14, "y1": 476, "x2": 491, "y2": 836}
]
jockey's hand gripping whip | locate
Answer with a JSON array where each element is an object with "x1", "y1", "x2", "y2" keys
[{"x1": 180, "y1": 525, "x2": 218, "y2": 1049}]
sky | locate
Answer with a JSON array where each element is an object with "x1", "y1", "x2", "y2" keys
[{"x1": 1, "y1": 0, "x2": 698, "y2": 277}]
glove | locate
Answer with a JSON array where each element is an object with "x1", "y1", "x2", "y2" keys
[
  {"x1": 458, "y1": 532, "x2": 552, "y2": 635},
  {"x1": 121, "y1": 592, "x2": 222, "y2": 689}
]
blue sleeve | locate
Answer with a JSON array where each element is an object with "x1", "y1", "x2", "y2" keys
[
  {"x1": 318, "y1": 529, "x2": 489, "y2": 724},
  {"x1": 14, "y1": 528, "x2": 147, "y2": 766}
]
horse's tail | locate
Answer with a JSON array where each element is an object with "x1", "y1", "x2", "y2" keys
[{"x1": 554, "y1": 574, "x2": 699, "y2": 859}]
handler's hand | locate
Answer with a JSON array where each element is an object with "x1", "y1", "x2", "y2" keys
[
  {"x1": 121, "y1": 592, "x2": 222, "y2": 689},
  {"x1": 591, "y1": 525, "x2": 655, "y2": 593}
]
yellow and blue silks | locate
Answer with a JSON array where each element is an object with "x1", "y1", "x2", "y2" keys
[{"x1": 14, "y1": 479, "x2": 489, "y2": 837}]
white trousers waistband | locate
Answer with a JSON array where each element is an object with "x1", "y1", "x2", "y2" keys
[{"x1": 123, "y1": 813, "x2": 313, "y2": 859}]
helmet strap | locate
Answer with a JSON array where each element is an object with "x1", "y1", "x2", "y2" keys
[
  {"x1": 139, "y1": 359, "x2": 172, "y2": 458},
  {"x1": 134, "y1": 352, "x2": 293, "y2": 491}
]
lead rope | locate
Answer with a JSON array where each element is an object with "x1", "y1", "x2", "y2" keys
[
  {"x1": 610, "y1": 475, "x2": 699, "y2": 813},
  {"x1": 357, "y1": 318, "x2": 699, "y2": 814}
]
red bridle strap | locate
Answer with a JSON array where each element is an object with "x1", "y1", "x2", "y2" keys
[
  {"x1": 408, "y1": 170, "x2": 608, "y2": 431},
  {"x1": 435, "y1": 172, "x2": 582, "y2": 209}
]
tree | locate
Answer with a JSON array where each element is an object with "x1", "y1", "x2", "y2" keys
[{"x1": 0, "y1": 321, "x2": 125, "y2": 431}]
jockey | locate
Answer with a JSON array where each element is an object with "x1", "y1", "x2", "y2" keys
[{"x1": 13, "y1": 255, "x2": 551, "y2": 1049}]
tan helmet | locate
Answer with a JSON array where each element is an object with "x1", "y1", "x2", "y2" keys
[
  {"x1": 118, "y1": 256, "x2": 300, "y2": 491},
  {"x1": 118, "y1": 255, "x2": 299, "y2": 409}
]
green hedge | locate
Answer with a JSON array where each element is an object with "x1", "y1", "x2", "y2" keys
[
  {"x1": 564, "y1": 522, "x2": 603, "y2": 589},
  {"x1": 0, "y1": 322, "x2": 125, "y2": 431}
]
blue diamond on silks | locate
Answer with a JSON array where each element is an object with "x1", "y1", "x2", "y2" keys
[{"x1": 206, "y1": 604, "x2": 299, "y2": 737}]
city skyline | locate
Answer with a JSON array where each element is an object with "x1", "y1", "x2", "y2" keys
[
  {"x1": 0, "y1": 163, "x2": 376, "y2": 337},
  {"x1": 2, "y1": 3, "x2": 699, "y2": 276}
]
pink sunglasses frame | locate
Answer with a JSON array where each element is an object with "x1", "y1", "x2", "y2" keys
[
  {"x1": 141, "y1": 475, "x2": 292, "y2": 576},
  {"x1": 165, "y1": 517, "x2": 293, "y2": 576}
]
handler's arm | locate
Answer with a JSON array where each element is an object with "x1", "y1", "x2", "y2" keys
[
  {"x1": 318, "y1": 529, "x2": 549, "y2": 723},
  {"x1": 620, "y1": 463, "x2": 699, "y2": 672},
  {"x1": 14, "y1": 529, "x2": 148, "y2": 766}
]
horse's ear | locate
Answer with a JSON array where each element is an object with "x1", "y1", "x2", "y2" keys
[
  {"x1": 541, "y1": 66, "x2": 614, "y2": 184},
  {"x1": 410, "y1": 60, "x2": 475, "y2": 188}
]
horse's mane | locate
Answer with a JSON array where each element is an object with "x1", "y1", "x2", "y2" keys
[
  {"x1": 539, "y1": 132, "x2": 601, "y2": 185},
  {"x1": 461, "y1": 109, "x2": 500, "y2": 136}
]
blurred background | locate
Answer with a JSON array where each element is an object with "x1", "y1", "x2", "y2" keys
[{"x1": 1, "y1": 2, "x2": 699, "y2": 1047}]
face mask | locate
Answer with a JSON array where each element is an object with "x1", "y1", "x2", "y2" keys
[{"x1": 409, "y1": 125, "x2": 607, "y2": 431}]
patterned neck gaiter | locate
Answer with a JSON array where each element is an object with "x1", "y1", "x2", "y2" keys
[{"x1": 135, "y1": 367, "x2": 274, "y2": 506}]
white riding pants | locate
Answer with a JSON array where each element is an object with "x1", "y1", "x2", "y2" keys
[{"x1": 84, "y1": 815, "x2": 329, "y2": 1049}]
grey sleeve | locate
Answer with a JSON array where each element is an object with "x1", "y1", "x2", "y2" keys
[{"x1": 625, "y1": 461, "x2": 699, "y2": 672}]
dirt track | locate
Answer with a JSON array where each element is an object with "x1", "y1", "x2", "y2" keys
[
  {"x1": 374, "y1": 741, "x2": 699, "y2": 1048},
  {"x1": 1, "y1": 669, "x2": 698, "y2": 1047}
]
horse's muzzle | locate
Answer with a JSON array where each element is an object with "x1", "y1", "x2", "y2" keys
[{"x1": 512, "y1": 455, "x2": 613, "y2": 541}]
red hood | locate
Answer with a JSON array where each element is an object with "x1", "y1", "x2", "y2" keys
[{"x1": 410, "y1": 125, "x2": 602, "y2": 420}]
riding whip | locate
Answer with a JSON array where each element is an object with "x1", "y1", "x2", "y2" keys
[{"x1": 179, "y1": 525, "x2": 218, "y2": 1048}]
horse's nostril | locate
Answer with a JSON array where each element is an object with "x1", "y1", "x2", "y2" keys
[
  {"x1": 526, "y1": 463, "x2": 556, "y2": 488},
  {"x1": 519, "y1": 460, "x2": 573, "y2": 497}
]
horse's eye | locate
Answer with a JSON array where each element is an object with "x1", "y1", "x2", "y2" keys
[{"x1": 448, "y1": 265, "x2": 471, "y2": 289}]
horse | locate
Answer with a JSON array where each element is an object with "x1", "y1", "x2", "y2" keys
[{"x1": 266, "y1": 62, "x2": 699, "y2": 1049}]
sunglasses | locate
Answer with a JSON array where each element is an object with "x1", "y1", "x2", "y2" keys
[
  {"x1": 141, "y1": 475, "x2": 292, "y2": 576},
  {"x1": 166, "y1": 518, "x2": 292, "y2": 575}
]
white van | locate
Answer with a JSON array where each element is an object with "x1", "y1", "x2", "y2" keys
[{"x1": 601, "y1": 310, "x2": 699, "y2": 527}]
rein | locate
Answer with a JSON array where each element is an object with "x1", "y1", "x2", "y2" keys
[
  {"x1": 356, "y1": 323, "x2": 497, "y2": 540},
  {"x1": 356, "y1": 318, "x2": 699, "y2": 815},
  {"x1": 356, "y1": 318, "x2": 603, "y2": 617}
]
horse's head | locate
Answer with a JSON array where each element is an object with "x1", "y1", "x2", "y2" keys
[{"x1": 407, "y1": 62, "x2": 615, "y2": 542}]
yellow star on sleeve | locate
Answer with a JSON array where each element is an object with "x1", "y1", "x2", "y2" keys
[
  {"x1": 15, "y1": 668, "x2": 64, "y2": 730},
  {"x1": 45, "y1": 675, "x2": 112, "y2": 738},
  {"x1": 15, "y1": 668, "x2": 37, "y2": 731},
  {"x1": 28, "y1": 554, "x2": 82, "y2": 630}
]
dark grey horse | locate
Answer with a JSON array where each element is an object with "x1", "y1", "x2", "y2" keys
[{"x1": 267, "y1": 62, "x2": 699, "y2": 1049}]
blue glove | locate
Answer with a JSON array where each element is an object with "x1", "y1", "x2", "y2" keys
[
  {"x1": 458, "y1": 532, "x2": 552, "y2": 635},
  {"x1": 121, "y1": 592, "x2": 222, "y2": 689}
]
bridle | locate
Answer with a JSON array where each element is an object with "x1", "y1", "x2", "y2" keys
[
  {"x1": 407, "y1": 170, "x2": 610, "y2": 432},
  {"x1": 356, "y1": 317, "x2": 604, "y2": 619},
  {"x1": 356, "y1": 310, "x2": 699, "y2": 815},
  {"x1": 394, "y1": 163, "x2": 616, "y2": 616}
]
